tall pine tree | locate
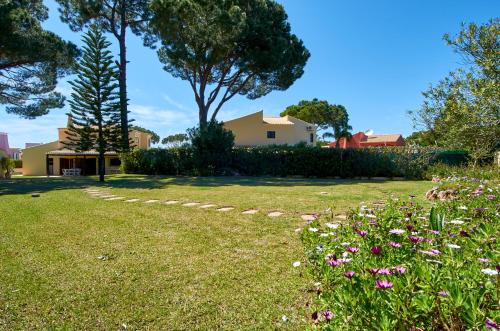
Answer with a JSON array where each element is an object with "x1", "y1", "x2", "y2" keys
[{"x1": 65, "y1": 25, "x2": 123, "y2": 182}]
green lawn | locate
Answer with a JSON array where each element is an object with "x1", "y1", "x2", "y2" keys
[{"x1": 0, "y1": 175, "x2": 433, "y2": 330}]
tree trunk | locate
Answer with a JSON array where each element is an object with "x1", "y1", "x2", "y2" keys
[
  {"x1": 98, "y1": 153, "x2": 105, "y2": 182},
  {"x1": 199, "y1": 104, "x2": 208, "y2": 128},
  {"x1": 118, "y1": 24, "x2": 129, "y2": 151}
]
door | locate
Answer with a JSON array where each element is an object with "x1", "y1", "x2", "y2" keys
[{"x1": 84, "y1": 158, "x2": 97, "y2": 176}]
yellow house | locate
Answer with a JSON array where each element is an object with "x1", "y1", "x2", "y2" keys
[
  {"x1": 22, "y1": 122, "x2": 152, "y2": 176},
  {"x1": 223, "y1": 111, "x2": 317, "y2": 146}
]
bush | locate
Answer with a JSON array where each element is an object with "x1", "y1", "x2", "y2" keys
[
  {"x1": 13, "y1": 159, "x2": 22, "y2": 168},
  {"x1": 300, "y1": 177, "x2": 499, "y2": 329},
  {"x1": 425, "y1": 163, "x2": 499, "y2": 181},
  {"x1": 121, "y1": 145, "x2": 469, "y2": 179},
  {"x1": 188, "y1": 121, "x2": 235, "y2": 175}
]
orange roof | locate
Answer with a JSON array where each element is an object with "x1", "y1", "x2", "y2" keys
[{"x1": 362, "y1": 134, "x2": 402, "y2": 143}]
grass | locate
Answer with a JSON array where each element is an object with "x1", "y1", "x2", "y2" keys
[{"x1": 0, "y1": 175, "x2": 433, "y2": 329}]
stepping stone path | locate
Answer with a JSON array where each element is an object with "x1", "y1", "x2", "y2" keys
[
  {"x1": 301, "y1": 214, "x2": 317, "y2": 221},
  {"x1": 105, "y1": 197, "x2": 125, "y2": 201},
  {"x1": 99, "y1": 195, "x2": 116, "y2": 199},
  {"x1": 124, "y1": 199, "x2": 140, "y2": 203},
  {"x1": 242, "y1": 209, "x2": 259, "y2": 215},
  {"x1": 217, "y1": 207, "x2": 234, "y2": 212},
  {"x1": 268, "y1": 211, "x2": 284, "y2": 218},
  {"x1": 182, "y1": 202, "x2": 200, "y2": 207},
  {"x1": 145, "y1": 200, "x2": 159, "y2": 204},
  {"x1": 335, "y1": 214, "x2": 347, "y2": 220},
  {"x1": 319, "y1": 192, "x2": 329, "y2": 195},
  {"x1": 199, "y1": 204, "x2": 216, "y2": 209},
  {"x1": 164, "y1": 200, "x2": 179, "y2": 205}
]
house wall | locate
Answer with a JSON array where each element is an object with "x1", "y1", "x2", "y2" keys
[
  {"x1": 22, "y1": 141, "x2": 60, "y2": 176},
  {"x1": 223, "y1": 111, "x2": 316, "y2": 146},
  {"x1": 49, "y1": 156, "x2": 120, "y2": 175},
  {"x1": 58, "y1": 128, "x2": 151, "y2": 150}
]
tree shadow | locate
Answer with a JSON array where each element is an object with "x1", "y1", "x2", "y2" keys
[{"x1": 0, "y1": 174, "x2": 392, "y2": 196}]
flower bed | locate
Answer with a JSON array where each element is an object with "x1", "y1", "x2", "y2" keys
[{"x1": 300, "y1": 177, "x2": 499, "y2": 330}]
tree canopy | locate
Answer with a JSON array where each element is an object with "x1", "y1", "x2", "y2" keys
[
  {"x1": 65, "y1": 25, "x2": 122, "y2": 182},
  {"x1": 410, "y1": 19, "x2": 499, "y2": 164},
  {"x1": 0, "y1": 0, "x2": 79, "y2": 118},
  {"x1": 56, "y1": 0, "x2": 155, "y2": 150},
  {"x1": 281, "y1": 99, "x2": 352, "y2": 143},
  {"x1": 150, "y1": 0, "x2": 310, "y2": 127},
  {"x1": 132, "y1": 126, "x2": 160, "y2": 145},
  {"x1": 161, "y1": 133, "x2": 189, "y2": 147}
]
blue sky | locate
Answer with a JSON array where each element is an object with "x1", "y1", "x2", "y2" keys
[{"x1": 1, "y1": 0, "x2": 498, "y2": 148}]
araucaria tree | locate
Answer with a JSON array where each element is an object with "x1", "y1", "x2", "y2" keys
[
  {"x1": 0, "y1": 0, "x2": 79, "y2": 118},
  {"x1": 56, "y1": 0, "x2": 155, "y2": 151},
  {"x1": 65, "y1": 25, "x2": 122, "y2": 182},
  {"x1": 410, "y1": 19, "x2": 499, "y2": 165},
  {"x1": 281, "y1": 99, "x2": 352, "y2": 145},
  {"x1": 150, "y1": 0, "x2": 310, "y2": 127}
]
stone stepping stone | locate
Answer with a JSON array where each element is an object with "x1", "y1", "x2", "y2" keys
[
  {"x1": 105, "y1": 197, "x2": 125, "y2": 201},
  {"x1": 242, "y1": 209, "x2": 259, "y2": 215},
  {"x1": 301, "y1": 214, "x2": 317, "y2": 221},
  {"x1": 164, "y1": 200, "x2": 179, "y2": 205},
  {"x1": 99, "y1": 195, "x2": 116, "y2": 199},
  {"x1": 124, "y1": 199, "x2": 140, "y2": 203},
  {"x1": 268, "y1": 211, "x2": 284, "y2": 218},
  {"x1": 335, "y1": 214, "x2": 347, "y2": 220},
  {"x1": 199, "y1": 204, "x2": 216, "y2": 209},
  {"x1": 182, "y1": 202, "x2": 200, "y2": 207},
  {"x1": 144, "y1": 200, "x2": 159, "y2": 204},
  {"x1": 217, "y1": 207, "x2": 234, "y2": 212},
  {"x1": 319, "y1": 192, "x2": 329, "y2": 195}
]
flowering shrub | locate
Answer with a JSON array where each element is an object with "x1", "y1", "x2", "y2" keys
[{"x1": 301, "y1": 178, "x2": 499, "y2": 330}]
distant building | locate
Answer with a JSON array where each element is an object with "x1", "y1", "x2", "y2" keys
[
  {"x1": 223, "y1": 110, "x2": 317, "y2": 146},
  {"x1": 22, "y1": 120, "x2": 152, "y2": 176},
  {"x1": 0, "y1": 132, "x2": 21, "y2": 159},
  {"x1": 329, "y1": 131, "x2": 405, "y2": 148}
]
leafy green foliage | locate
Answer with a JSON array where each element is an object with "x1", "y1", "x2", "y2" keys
[
  {"x1": 0, "y1": 0, "x2": 79, "y2": 118},
  {"x1": 187, "y1": 121, "x2": 235, "y2": 175},
  {"x1": 131, "y1": 126, "x2": 160, "y2": 145},
  {"x1": 0, "y1": 155, "x2": 14, "y2": 179},
  {"x1": 56, "y1": 0, "x2": 155, "y2": 151},
  {"x1": 301, "y1": 176, "x2": 499, "y2": 329},
  {"x1": 122, "y1": 145, "x2": 468, "y2": 178},
  {"x1": 150, "y1": 0, "x2": 310, "y2": 126},
  {"x1": 411, "y1": 19, "x2": 500, "y2": 165},
  {"x1": 65, "y1": 25, "x2": 123, "y2": 182},
  {"x1": 161, "y1": 133, "x2": 189, "y2": 147},
  {"x1": 280, "y1": 99, "x2": 352, "y2": 142}
]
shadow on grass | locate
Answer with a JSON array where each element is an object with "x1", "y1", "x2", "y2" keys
[{"x1": 0, "y1": 174, "x2": 394, "y2": 196}]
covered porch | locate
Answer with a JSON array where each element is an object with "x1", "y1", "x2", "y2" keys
[{"x1": 45, "y1": 149, "x2": 121, "y2": 176}]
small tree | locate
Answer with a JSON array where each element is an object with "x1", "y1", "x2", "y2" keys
[
  {"x1": 161, "y1": 133, "x2": 189, "y2": 148},
  {"x1": 65, "y1": 25, "x2": 123, "y2": 182},
  {"x1": 281, "y1": 99, "x2": 352, "y2": 145},
  {"x1": 0, "y1": 0, "x2": 79, "y2": 118},
  {"x1": 410, "y1": 19, "x2": 499, "y2": 166},
  {"x1": 0, "y1": 156, "x2": 14, "y2": 179},
  {"x1": 188, "y1": 122, "x2": 234, "y2": 175},
  {"x1": 131, "y1": 126, "x2": 160, "y2": 145},
  {"x1": 150, "y1": 0, "x2": 310, "y2": 127}
]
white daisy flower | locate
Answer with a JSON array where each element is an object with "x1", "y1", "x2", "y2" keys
[
  {"x1": 458, "y1": 206, "x2": 468, "y2": 210},
  {"x1": 325, "y1": 223, "x2": 340, "y2": 229},
  {"x1": 447, "y1": 244, "x2": 461, "y2": 249},
  {"x1": 292, "y1": 261, "x2": 301, "y2": 267},
  {"x1": 481, "y1": 268, "x2": 499, "y2": 276},
  {"x1": 308, "y1": 227, "x2": 318, "y2": 232},
  {"x1": 449, "y1": 220, "x2": 464, "y2": 225}
]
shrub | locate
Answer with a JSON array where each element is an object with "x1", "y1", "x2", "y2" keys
[
  {"x1": 425, "y1": 163, "x2": 499, "y2": 181},
  {"x1": 13, "y1": 159, "x2": 22, "y2": 168},
  {"x1": 300, "y1": 177, "x2": 499, "y2": 329},
  {"x1": 121, "y1": 145, "x2": 469, "y2": 179},
  {"x1": 0, "y1": 156, "x2": 14, "y2": 179},
  {"x1": 188, "y1": 121, "x2": 235, "y2": 175}
]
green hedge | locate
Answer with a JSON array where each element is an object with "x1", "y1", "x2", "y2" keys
[
  {"x1": 121, "y1": 146, "x2": 469, "y2": 179},
  {"x1": 13, "y1": 160, "x2": 22, "y2": 168}
]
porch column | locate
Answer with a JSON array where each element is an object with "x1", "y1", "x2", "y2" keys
[{"x1": 46, "y1": 155, "x2": 49, "y2": 177}]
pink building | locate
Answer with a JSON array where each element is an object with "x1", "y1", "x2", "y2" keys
[
  {"x1": 329, "y1": 131, "x2": 405, "y2": 148},
  {"x1": 0, "y1": 132, "x2": 21, "y2": 159}
]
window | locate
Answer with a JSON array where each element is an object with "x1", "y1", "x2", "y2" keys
[
  {"x1": 110, "y1": 158, "x2": 121, "y2": 166},
  {"x1": 310, "y1": 133, "x2": 314, "y2": 143},
  {"x1": 267, "y1": 131, "x2": 276, "y2": 139}
]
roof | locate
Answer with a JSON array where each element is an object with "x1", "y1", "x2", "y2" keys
[
  {"x1": 46, "y1": 149, "x2": 118, "y2": 156},
  {"x1": 362, "y1": 134, "x2": 402, "y2": 143},
  {"x1": 262, "y1": 117, "x2": 294, "y2": 125}
]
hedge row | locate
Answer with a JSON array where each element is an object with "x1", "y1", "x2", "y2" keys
[{"x1": 121, "y1": 146, "x2": 468, "y2": 179}]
